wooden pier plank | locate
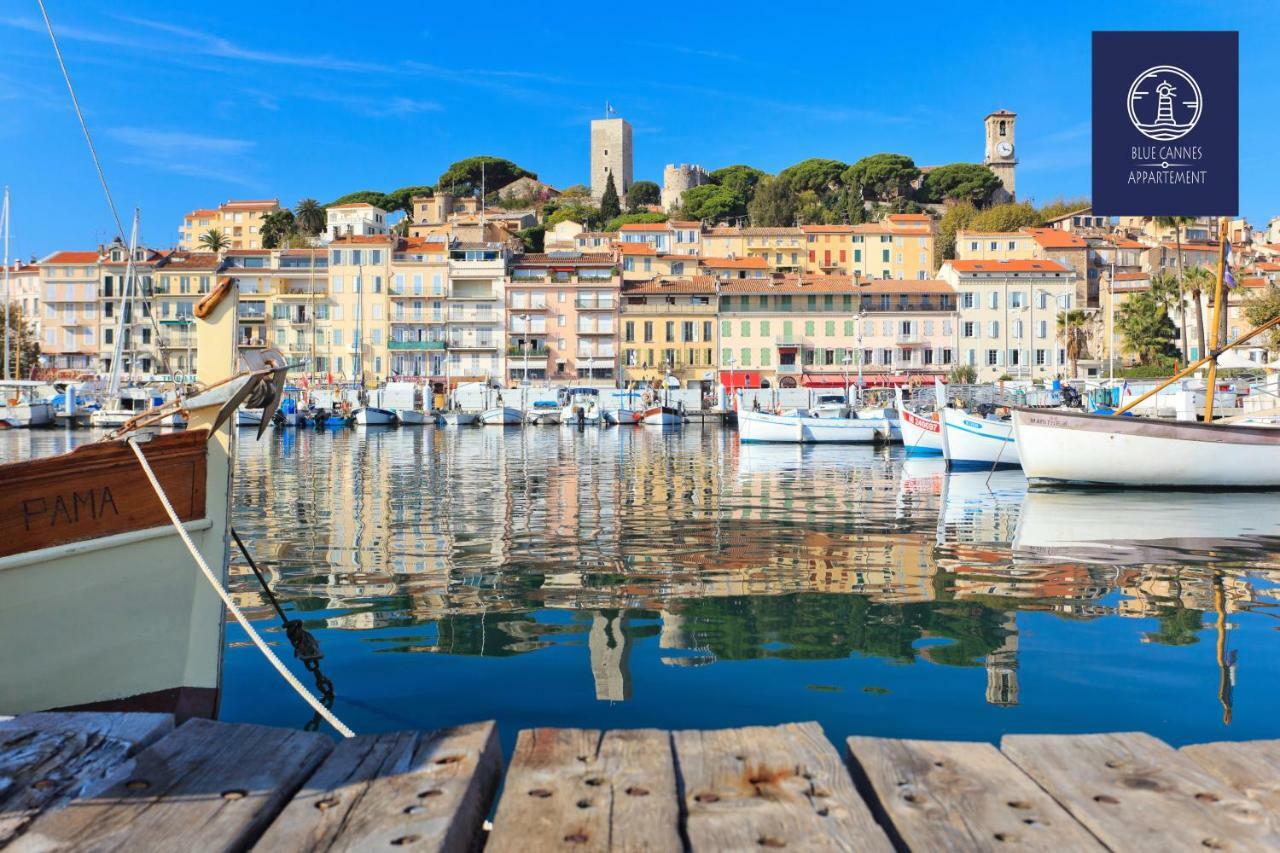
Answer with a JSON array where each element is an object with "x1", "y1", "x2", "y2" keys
[
  {"x1": 1002, "y1": 732, "x2": 1279, "y2": 852},
  {"x1": 0, "y1": 712, "x2": 173, "y2": 846},
  {"x1": 1181, "y1": 740, "x2": 1280, "y2": 818},
  {"x1": 675, "y1": 721, "x2": 892, "y2": 852},
  {"x1": 486, "y1": 727, "x2": 681, "y2": 852},
  {"x1": 253, "y1": 721, "x2": 501, "y2": 852},
  {"x1": 8, "y1": 718, "x2": 332, "y2": 852},
  {"x1": 845, "y1": 736, "x2": 1103, "y2": 851}
]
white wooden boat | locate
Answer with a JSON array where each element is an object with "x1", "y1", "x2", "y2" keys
[
  {"x1": 93, "y1": 387, "x2": 185, "y2": 430},
  {"x1": 895, "y1": 389, "x2": 943, "y2": 456},
  {"x1": 353, "y1": 406, "x2": 398, "y2": 426},
  {"x1": 0, "y1": 277, "x2": 285, "y2": 717},
  {"x1": 940, "y1": 407, "x2": 1020, "y2": 468},
  {"x1": 855, "y1": 406, "x2": 902, "y2": 442},
  {"x1": 440, "y1": 410, "x2": 478, "y2": 427},
  {"x1": 642, "y1": 405, "x2": 683, "y2": 426},
  {"x1": 738, "y1": 409, "x2": 877, "y2": 443},
  {"x1": 604, "y1": 407, "x2": 642, "y2": 425},
  {"x1": 527, "y1": 400, "x2": 561, "y2": 424},
  {"x1": 480, "y1": 406, "x2": 523, "y2": 426},
  {"x1": 0, "y1": 381, "x2": 54, "y2": 428},
  {"x1": 395, "y1": 408, "x2": 430, "y2": 425},
  {"x1": 561, "y1": 387, "x2": 602, "y2": 424},
  {"x1": 1012, "y1": 407, "x2": 1280, "y2": 488}
]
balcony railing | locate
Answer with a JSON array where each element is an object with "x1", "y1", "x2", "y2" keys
[
  {"x1": 238, "y1": 308, "x2": 266, "y2": 320},
  {"x1": 507, "y1": 345, "x2": 550, "y2": 357},
  {"x1": 238, "y1": 338, "x2": 267, "y2": 348},
  {"x1": 388, "y1": 340, "x2": 446, "y2": 351},
  {"x1": 574, "y1": 298, "x2": 617, "y2": 310},
  {"x1": 620, "y1": 302, "x2": 716, "y2": 315},
  {"x1": 577, "y1": 324, "x2": 615, "y2": 335},
  {"x1": 775, "y1": 362, "x2": 802, "y2": 374}
]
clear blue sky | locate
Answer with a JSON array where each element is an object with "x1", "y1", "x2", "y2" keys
[{"x1": 2, "y1": 1, "x2": 1276, "y2": 258}]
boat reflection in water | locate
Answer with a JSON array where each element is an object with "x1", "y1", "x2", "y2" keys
[{"x1": 10, "y1": 426, "x2": 1278, "y2": 744}]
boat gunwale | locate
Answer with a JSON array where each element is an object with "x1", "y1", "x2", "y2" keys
[{"x1": 1011, "y1": 405, "x2": 1280, "y2": 445}]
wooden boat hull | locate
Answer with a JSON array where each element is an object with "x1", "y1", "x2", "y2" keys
[
  {"x1": 642, "y1": 406, "x2": 682, "y2": 426},
  {"x1": 738, "y1": 410, "x2": 877, "y2": 443},
  {"x1": 897, "y1": 404, "x2": 943, "y2": 456},
  {"x1": 480, "y1": 407, "x2": 523, "y2": 426},
  {"x1": 940, "y1": 407, "x2": 1020, "y2": 468},
  {"x1": 1012, "y1": 407, "x2": 1280, "y2": 487},
  {"x1": 0, "y1": 428, "x2": 227, "y2": 718}
]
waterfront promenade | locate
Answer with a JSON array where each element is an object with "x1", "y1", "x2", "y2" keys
[{"x1": 2, "y1": 711, "x2": 1276, "y2": 850}]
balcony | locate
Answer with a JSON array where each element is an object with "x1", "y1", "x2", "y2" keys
[
  {"x1": 448, "y1": 312, "x2": 497, "y2": 324},
  {"x1": 507, "y1": 345, "x2": 550, "y2": 357},
  {"x1": 574, "y1": 298, "x2": 617, "y2": 310},
  {"x1": 388, "y1": 340, "x2": 446, "y2": 351},
  {"x1": 775, "y1": 362, "x2": 802, "y2": 375},
  {"x1": 238, "y1": 307, "x2": 266, "y2": 321},
  {"x1": 620, "y1": 302, "x2": 716, "y2": 315},
  {"x1": 238, "y1": 337, "x2": 267, "y2": 348},
  {"x1": 576, "y1": 323, "x2": 615, "y2": 336},
  {"x1": 447, "y1": 338, "x2": 498, "y2": 351}
]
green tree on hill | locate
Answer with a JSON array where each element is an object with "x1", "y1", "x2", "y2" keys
[
  {"x1": 625, "y1": 180, "x2": 661, "y2": 212},
  {"x1": 545, "y1": 203, "x2": 602, "y2": 231},
  {"x1": 680, "y1": 184, "x2": 743, "y2": 223},
  {"x1": 843, "y1": 153, "x2": 920, "y2": 200},
  {"x1": 1, "y1": 305, "x2": 41, "y2": 379},
  {"x1": 260, "y1": 209, "x2": 298, "y2": 249},
  {"x1": 709, "y1": 165, "x2": 767, "y2": 201},
  {"x1": 385, "y1": 185, "x2": 434, "y2": 216},
  {"x1": 326, "y1": 190, "x2": 395, "y2": 211},
  {"x1": 1037, "y1": 197, "x2": 1091, "y2": 222},
  {"x1": 919, "y1": 163, "x2": 1003, "y2": 206},
  {"x1": 198, "y1": 229, "x2": 230, "y2": 253},
  {"x1": 934, "y1": 201, "x2": 978, "y2": 266},
  {"x1": 747, "y1": 176, "x2": 798, "y2": 227},
  {"x1": 294, "y1": 198, "x2": 325, "y2": 235},
  {"x1": 969, "y1": 201, "x2": 1040, "y2": 232},
  {"x1": 777, "y1": 158, "x2": 848, "y2": 194},
  {"x1": 435, "y1": 156, "x2": 534, "y2": 196},
  {"x1": 599, "y1": 174, "x2": 622, "y2": 222},
  {"x1": 1243, "y1": 283, "x2": 1280, "y2": 353}
]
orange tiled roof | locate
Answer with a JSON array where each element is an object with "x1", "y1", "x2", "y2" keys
[
  {"x1": 1024, "y1": 228, "x2": 1087, "y2": 249},
  {"x1": 886, "y1": 213, "x2": 932, "y2": 222},
  {"x1": 668, "y1": 220, "x2": 700, "y2": 228},
  {"x1": 515, "y1": 253, "x2": 614, "y2": 266},
  {"x1": 329, "y1": 235, "x2": 396, "y2": 245},
  {"x1": 619, "y1": 223, "x2": 671, "y2": 232},
  {"x1": 185, "y1": 208, "x2": 219, "y2": 219},
  {"x1": 620, "y1": 243, "x2": 658, "y2": 256},
  {"x1": 42, "y1": 251, "x2": 99, "y2": 265},
  {"x1": 946, "y1": 259, "x2": 1070, "y2": 274},
  {"x1": 223, "y1": 199, "x2": 279, "y2": 209},
  {"x1": 328, "y1": 202, "x2": 380, "y2": 210},
  {"x1": 1113, "y1": 272, "x2": 1150, "y2": 281},
  {"x1": 699, "y1": 256, "x2": 768, "y2": 269},
  {"x1": 801, "y1": 225, "x2": 854, "y2": 234},
  {"x1": 622, "y1": 278, "x2": 719, "y2": 295},
  {"x1": 858, "y1": 279, "x2": 955, "y2": 295},
  {"x1": 719, "y1": 275, "x2": 858, "y2": 295},
  {"x1": 161, "y1": 252, "x2": 224, "y2": 271},
  {"x1": 1103, "y1": 236, "x2": 1147, "y2": 249}
]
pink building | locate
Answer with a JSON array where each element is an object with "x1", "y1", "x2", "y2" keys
[
  {"x1": 37, "y1": 251, "x2": 100, "y2": 372},
  {"x1": 854, "y1": 279, "x2": 958, "y2": 383}
]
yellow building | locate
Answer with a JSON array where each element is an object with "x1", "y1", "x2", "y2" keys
[
  {"x1": 742, "y1": 227, "x2": 805, "y2": 272},
  {"x1": 388, "y1": 238, "x2": 450, "y2": 382},
  {"x1": 802, "y1": 225, "x2": 855, "y2": 275},
  {"x1": 954, "y1": 230, "x2": 1038, "y2": 261},
  {"x1": 852, "y1": 214, "x2": 937, "y2": 280},
  {"x1": 702, "y1": 225, "x2": 745, "y2": 259},
  {"x1": 179, "y1": 199, "x2": 281, "y2": 250},
  {"x1": 619, "y1": 244, "x2": 698, "y2": 283},
  {"x1": 326, "y1": 235, "x2": 394, "y2": 384},
  {"x1": 619, "y1": 277, "x2": 718, "y2": 388}
]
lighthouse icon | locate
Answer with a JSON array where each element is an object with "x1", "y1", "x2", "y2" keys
[{"x1": 1127, "y1": 65, "x2": 1202, "y2": 141}]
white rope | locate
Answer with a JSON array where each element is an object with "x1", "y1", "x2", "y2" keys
[{"x1": 127, "y1": 437, "x2": 356, "y2": 738}]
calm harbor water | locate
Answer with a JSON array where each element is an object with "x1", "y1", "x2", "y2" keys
[{"x1": 5, "y1": 424, "x2": 1279, "y2": 751}]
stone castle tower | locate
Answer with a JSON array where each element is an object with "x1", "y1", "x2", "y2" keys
[
  {"x1": 662, "y1": 164, "x2": 710, "y2": 212},
  {"x1": 983, "y1": 109, "x2": 1017, "y2": 203},
  {"x1": 590, "y1": 117, "x2": 633, "y2": 202},
  {"x1": 984, "y1": 612, "x2": 1020, "y2": 706}
]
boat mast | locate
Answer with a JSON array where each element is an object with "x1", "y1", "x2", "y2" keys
[
  {"x1": 106, "y1": 210, "x2": 140, "y2": 398},
  {"x1": 1202, "y1": 217, "x2": 1229, "y2": 421},
  {"x1": 2, "y1": 186, "x2": 10, "y2": 381}
]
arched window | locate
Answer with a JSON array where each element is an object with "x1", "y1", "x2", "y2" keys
[{"x1": 998, "y1": 120, "x2": 1007, "y2": 137}]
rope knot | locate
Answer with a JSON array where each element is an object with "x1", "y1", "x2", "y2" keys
[{"x1": 285, "y1": 620, "x2": 324, "y2": 662}]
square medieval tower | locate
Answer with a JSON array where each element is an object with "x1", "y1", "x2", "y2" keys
[{"x1": 590, "y1": 118, "x2": 633, "y2": 202}]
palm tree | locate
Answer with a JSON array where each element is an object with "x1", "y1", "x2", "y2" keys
[
  {"x1": 1154, "y1": 215, "x2": 1196, "y2": 361},
  {"x1": 1183, "y1": 266, "x2": 1215, "y2": 359},
  {"x1": 295, "y1": 198, "x2": 325, "y2": 236},
  {"x1": 198, "y1": 228, "x2": 230, "y2": 254},
  {"x1": 1057, "y1": 309, "x2": 1097, "y2": 378}
]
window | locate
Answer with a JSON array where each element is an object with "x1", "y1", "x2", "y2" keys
[
  {"x1": 1010, "y1": 291, "x2": 1024, "y2": 308},
  {"x1": 740, "y1": 348, "x2": 751, "y2": 367},
  {"x1": 740, "y1": 321, "x2": 750, "y2": 337},
  {"x1": 721, "y1": 320, "x2": 731, "y2": 338},
  {"x1": 961, "y1": 292, "x2": 975, "y2": 309},
  {"x1": 987, "y1": 349, "x2": 999, "y2": 366},
  {"x1": 643, "y1": 321, "x2": 653, "y2": 342},
  {"x1": 962, "y1": 321, "x2": 975, "y2": 338},
  {"x1": 988, "y1": 321, "x2": 999, "y2": 338},
  {"x1": 760, "y1": 320, "x2": 771, "y2": 336},
  {"x1": 1012, "y1": 319, "x2": 1023, "y2": 339},
  {"x1": 988, "y1": 291, "x2": 999, "y2": 309}
]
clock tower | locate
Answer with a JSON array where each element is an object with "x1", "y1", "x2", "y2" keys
[{"x1": 983, "y1": 109, "x2": 1017, "y2": 203}]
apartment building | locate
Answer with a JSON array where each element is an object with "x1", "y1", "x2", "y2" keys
[
  {"x1": 617, "y1": 221, "x2": 702, "y2": 256},
  {"x1": 179, "y1": 199, "x2": 280, "y2": 250},
  {"x1": 619, "y1": 277, "x2": 717, "y2": 388},
  {"x1": 507, "y1": 252, "x2": 618, "y2": 384},
  {"x1": 939, "y1": 259, "x2": 1076, "y2": 381},
  {"x1": 699, "y1": 257, "x2": 768, "y2": 280},
  {"x1": 2, "y1": 261, "x2": 41, "y2": 339},
  {"x1": 446, "y1": 241, "x2": 510, "y2": 383},
  {"x1": 619, "y1": 244, "x2": 698, "y2": 283},
  {"x1": 954, "y1": 231, "x2": 1038, "y2": 262},
  {"x1": 851, "y1": 215, "x2": 937, "y2": 280},
  {"x1": 388, "y1": 238, "x2": 449, "y2": 381},
  {"x1": 37, "y1": 250, "x2": 100, "y2": 371},
  {"x1": 98, "y1": 241, "x2": 167, "y2": 376},
  {"x1": 327, "y1": 235, "x2": 394, "y2": 383},
  {"x1": 263, "y1": 247, "x2": 332, "y2": 377},
  {"x1": 856, "y1": 280, "x2": 957, "y2": 381},
  {"x1": 326, "y1": 203, "x2": 390, "y2": 241},
  {"x1": 801, "y1": 225, "x2": 855, "y2": 275}
]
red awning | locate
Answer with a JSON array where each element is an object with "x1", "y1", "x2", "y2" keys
[
  {"x1": 718, "y1": 370, "x2": 766, "y2": 391},
  {"x1": 801, "y1": 375, "x2": 849, "y2": 388}
]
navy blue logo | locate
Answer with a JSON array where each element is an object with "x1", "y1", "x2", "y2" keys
[{"x1": 1092, "y1": 31, "x2": 1237, "y2": 216}]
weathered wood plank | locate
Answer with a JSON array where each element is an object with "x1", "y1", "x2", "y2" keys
[
  {"x1": 675, "y1": 722, "x2": 891, "y2": 852},
  {"x1": 1181, "y1": 740, "x2": 1280, "y2": 817},
  {"x1": 253, "y1": 721, "x2": 501, "y2": 852},
  {"x1": 0, "y1": 711, "x2": 173, "y2": 749},
  {"x1": 1002, "y1": 732, "x2": 1279, "y2": 851},
  {"x1": 487, "y1": 728, "x2": 680, "y2": 852},
  {"x1": 846, "y1": 736, "x2": 1103, "y2": 851},
  {"x1": 8, "y1": 718, "x2": 331, "y2": 852}
]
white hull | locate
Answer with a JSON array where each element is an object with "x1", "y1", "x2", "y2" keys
[
  {"x1": 855, "y1": 407, "x2": 901, "y2": 442},
  {"x1": 527, "y1": 410, "x2": 561, "y2": 425},
  {"x1": 95, "y1": 409, "x2": 186, "y2": 429},
  {"x1": 353, "y1": 406, "x2": 398, "y2": 426},
  {"x1": 394, "y1": 408, "x2": 430, "y2": 425},
  {"x1": 642, "y1": 406, "x2": 682, "y2": 426},
  {"x1": 562, "y1": 404, "x2": 601, "y2": 424},
  {"x1": 603, "y1": 407, "x2": 642, "y2": 425},
  {"x1": 738, "y1": 410, "x2": 877, "y2": 443},
  {"x1": 940, "y1": 407, "x2": 1020, "y2": 468},
  {"x1": 441, "y1": 411, "x2": 478, "y2": 427},
  {"x1": 1012, "y1": 408, "x2": 1280, "y2": 488},
  {"x1": 481, "y1": 406, "x2": 523, "y2": 426},
  {"x1": 236, "y1": 409, "x2": 263, "y2": 427},
  {"x1": 897, "y1": 405, "x2": 943, "y2": 455},
  {"x1": 0, "y1": 401, "x2": 54, "y2": 428}
]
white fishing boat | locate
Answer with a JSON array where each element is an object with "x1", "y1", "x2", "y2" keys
[
  {"x1": 0, "y1": 380, "x2": 55, "y2": 428},
  {"x1": 810, "y1": 392, "x2": 850, "y2": 419},
  {"x1": 48, "y1": 379, "x2": 101, "y2": 428},
  {"x1": 0, "y1": 275, "x2": 287, "y2": 717},
  {"x1": 352, "y1": 406, "x2": 398, "y2": 426},
  {"x1": 1012, "y1": 407, "x2": 1280, "y2": 488},
  {"x1": 561, "y1": 387, "x2": 602, "y2": 424},
  {"x1": 480, "y1": 406, "x2": 523, "y2": 426},
  {"x1": 895, "y1": 386, "x2": 943, "y2": 456},
  {"x1": 395, "y1": 408, "x2": 430, "y2": 425},
  {"x1": 855, "y1": 405, "x2": 902, "y2": 442},
  {"x1": 738, "y1": 409, "x2": 877, "y2": 443},
  {"x1": 440, "y1": 410, "x2": 478, "y2": 427},
  {"x1": 602, "y1": 389, "x2": 644, "y2": 425},
  {"x1": 526, "y1": 399, "x2": 561, "y2": 424},
  {"x1": 383, "y1": 380, "x2": 429, "y2": 425},
  {"x1": 939, "y1": 407, "x2": 1020, "y2": 469},
  {"x1": 236, "y1": 408, "x2": 264, "y2": 428},
  {"x1": 642, "y1": 405, "x2": 683, "y2": 426}
]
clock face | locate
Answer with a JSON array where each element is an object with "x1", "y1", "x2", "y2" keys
[{"x1": 996, "y1": 141, "x2": 1014, "y2": 158}]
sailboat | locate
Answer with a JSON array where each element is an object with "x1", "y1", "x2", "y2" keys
[{"x1": 0, "y1": 276, "x2": 287, "y2": 716}]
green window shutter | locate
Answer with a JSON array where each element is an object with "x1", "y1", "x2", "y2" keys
[
  {"x1": 805, "y1": 321, "x2": 815, "y2": 336},
  {"x1": 825, "y1": 320, "x2": 835, "y2": 336},
  {"x1": 843, "y1": 320, "x2": 853, "y2": 335}
]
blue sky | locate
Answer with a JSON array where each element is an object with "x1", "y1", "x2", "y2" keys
[{"x1": 2, "y1": 1, "x2": 1276, "y2": 258}]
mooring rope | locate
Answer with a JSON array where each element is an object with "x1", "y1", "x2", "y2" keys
[{"x1": 127, "y1": 437, "x2": 356, "y2": 737}]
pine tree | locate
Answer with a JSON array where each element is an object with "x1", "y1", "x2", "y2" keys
[{"x1": 600, "y1": 174, "x2": 621, "y2": 222}]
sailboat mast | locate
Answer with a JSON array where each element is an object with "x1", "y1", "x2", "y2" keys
[
  {"x1": 3, "y1": 186, "x2": 10, "y2": 381},
  {"x1": 106, "y1": 210, "x2": 140, "y2": 398}
]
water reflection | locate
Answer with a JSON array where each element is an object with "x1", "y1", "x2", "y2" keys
[{"x1": 3, "y1": 426, "x2": 1276, "y2": 745}]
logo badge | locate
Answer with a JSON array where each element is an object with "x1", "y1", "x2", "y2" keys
[{"x1": 1127, "y1": 65, "x2": 1202, "y2": 141}]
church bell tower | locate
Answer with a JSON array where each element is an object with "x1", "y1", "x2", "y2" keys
[{"x1": 984, "y1": 110, "x2": 1017, "y2": 203}]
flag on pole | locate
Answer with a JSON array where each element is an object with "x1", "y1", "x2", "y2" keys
[{"x1": 1223, "y1": 240, "x2": 1237, "y2": 289}]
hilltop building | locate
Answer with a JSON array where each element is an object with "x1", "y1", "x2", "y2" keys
[
  {"x1": 179, "y1": 199, "x2": 280, "y2": 250},
  {"x1": 983, "y1": 110, "x2": 1017, "y2": 203},
  {"x1": 590, "y1": 116, "x2": 633, "y2": 202},
  {"x1": 662, "y1": 164, "x2": 709, "y2": 212}
]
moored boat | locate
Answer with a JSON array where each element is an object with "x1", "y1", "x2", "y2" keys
[
  {"x1": 440, "y1": 410, "x2": 478, "y2": 427},
  {"x1": 480, "y1": 406, "x2": 523, "y2": 426},
  {"x1": 1012, "y1": 406, "x2": 1280, "y2": 488},
  {"x1": 561, "y1": 387, "x2": 602, "y2": 424},
  {"x1": 353, "y1": 406, "x2": 398, "y2": 426},
  {"x1": 896, "y1": 388, "x2": 943, "y2": 456},
  {"x1": 527, "y1": 399, "x2": 561, "y2": 424},
  {"x1": 642, "y1": 405, "x2": 683, "y2": 426},
  {"x1": 738, "y1": 409, "x2": 877, "y2": 443},
  {"x1": 940, "y1": 407, "x2": 1020, "y2": 469},
  {"x1": 0, "y1": 381, "x2": 55, "y2": 428}
]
